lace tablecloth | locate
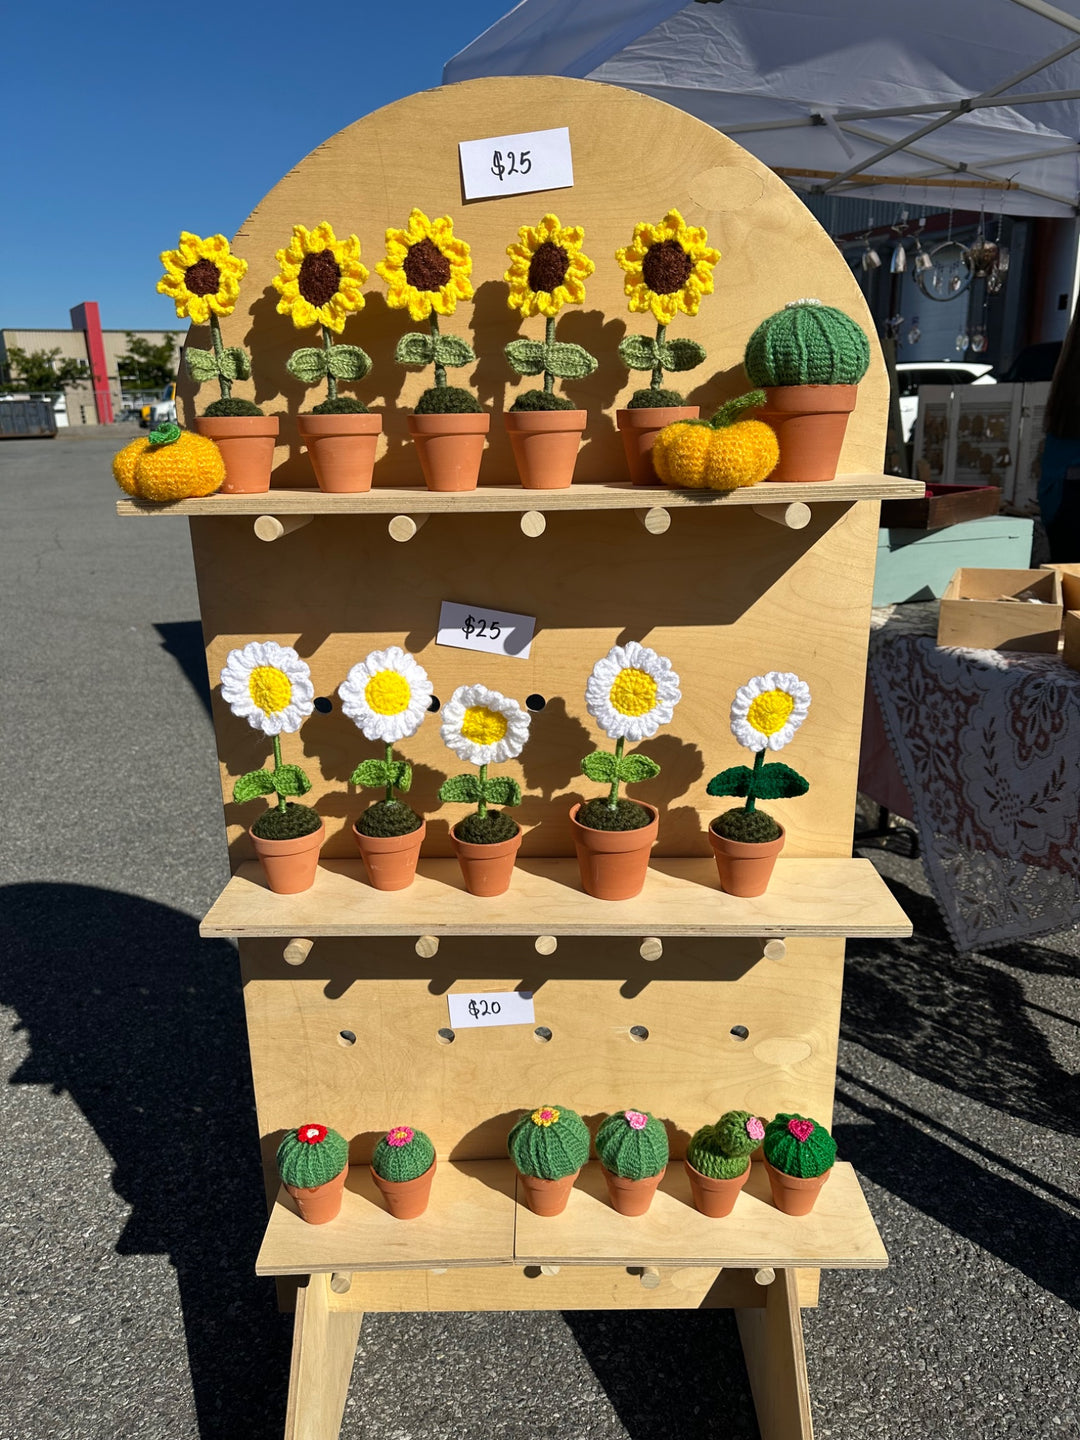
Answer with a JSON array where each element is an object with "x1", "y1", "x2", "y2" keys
[{"x1": 867, "y1": 603, "x2": 1080, "y2": 951}]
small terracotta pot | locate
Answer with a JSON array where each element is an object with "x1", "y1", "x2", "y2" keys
[
  {"x1": 754, "y1": 384, "x2": 857, "y2": 483},
  {"x1": 570, "y1": 802, "x2": 658, "y2": 901},
  {"x1": 504, "y1": 408, "x2": 587, "y2": 489},
  {"x1": 517, "y1": 1168, "x2": 580, "y2": 1217},
  {"x1": 407, "y1": 412, "x2": 489, "y2": 491},
  {"x1": 194, "y1": 415, "x2": 279, "y2": 494},
  {"x1": 602, "y1": 1165, "x2": 667, "y2": 1217},
  {"x1": 450, "y1": 824, "x2": 522, "y2": 897},
  {"x1": 684, "y1": 1158, "x2": 751, "y2": 1218},
  {"x1": 284, "y1": 1163, "x2": 348, "y2": 1225},
  {"x1": 352, "y1": 818, "x2": 425, "y2": 891},
  {"x1": 764, "y1": 1158, "x2": 832, "y2": 1216},
  {"x1": 250, "y1": 819, "x2": 324, "y2": 894},
  {"x1": 708, "y1": 822, "x2": 785, "y2": 898},
  {"x1": 616, "y1": 405, "x2": 699, "y2": 486},
  {"x1": 371, "y1": 1156, "x2": 436, "y2": 1219},
  {"x1": 298, "y1": 412, "x2": 381, "y2": 492}
]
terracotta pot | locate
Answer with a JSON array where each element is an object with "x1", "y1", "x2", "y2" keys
[
  {"x1": 371, "y1": 1156, "x2": 436, "y2": 1219},
  {"x1": 250, "y1": 819, "x2": 324, "y2": 895},
  {"x1": 504, "y1": 409, "x2": 587, "y2": 489},
  {"x1": 407, "y1": 412, "x2": 489, "y2": 491},
  {"x1": 754, "y1": 384, "x2": 857, "y2": 483},
  {"x1": 569, "y1": 802, "x2": 658, "y2": 901},
  {"x1": 352, "y1": 818, "x2": 425, "y2": 891},
  {"x1": 284, "y1": 1163, "x2": 348, "y2": 1225},
  {"x1": 765, "y1": 1158, "x2": 832, "y2": 1216},
  {"x1": 684, "y1": 1158, "x2": 751, "y2": 1218},
  {"x1": 602, "y1": 1165, "x2": 667, "y2": 1217},
  {"x1": 517, "y1": 1167, "x2": 580, "y2": 1217},
  {"x1": 194, "y1": 415, "x2": 279, "y2": 494},
  {"x1": 708, "y1": 822, "x2": 785, "y2": 898},
  {"x1": 298, "y1": 412, "x2": 381, "y2": 493},
  {"x1": 616, "y1": 405, "x2": 699, "y2": 486},
  {"x1": 449, "y1": 824, "x2": 522, "y2": 897}
]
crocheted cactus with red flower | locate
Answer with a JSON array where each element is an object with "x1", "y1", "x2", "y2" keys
[
  {"x1": 508, "y1": 1105, "x2": 590, "y2": 1181},
  {"x1": 763, "y1": 1113, "x2": 837, "y2": 1178},
  {"x1": 277, "y1": 1123, "x2": 349, "y2": 1189},
  {"x1": 595, "y1": 1109, "x2": 668, "y2": 1180},
  {"x1": 687, "y1": 1110, "x2": 766, "y2": 1180},
  {"x1": 371, "y1": 1125, "x2": 435, "y2": 1183}
]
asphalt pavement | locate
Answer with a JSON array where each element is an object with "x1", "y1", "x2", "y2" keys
[{"x1": 1, "y1": 427, "x2": 1077, "y2": 1440}]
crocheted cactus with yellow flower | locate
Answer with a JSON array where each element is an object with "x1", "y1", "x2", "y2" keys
[
  {"x1": 437, "y1": 684, "x2": 531, "y2": 844},
  {"x1": 651, "y1": 392, "x2": 779, "y2": 490},
  {"x1": 272, "y1": 222, "x2": 373, "y2": 415},
  {"x1": 112, "y1": 422, "x2": 224, "y2": 501},
  {"x1": 579, "y1": 643, "x2": 681, "y2": 831},
  {"x1": 157, "y1": 232, "x2": 263, "y2": 418},
  {"x1": 338, "y1": 647, "x2": 432, "y2": 837},
  {"x1": 708, "y1": 673, "x2": 811, "y2": 844},
  {"x1": 376, "y1": 208, "x2": 482, "y2": 414},
  {"x1": 508, "y1": 1106, "x2": 590, "y2": 1181},
  {"x1": 503, "y1": 214, "x2": 597, "y2": 411},
  {"x1": 615, "y1": 209, "x2": 720, "y2": 408}
]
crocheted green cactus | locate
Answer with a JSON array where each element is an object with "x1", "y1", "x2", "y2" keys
[
  {"x1": 687, "y1": 1110, "x2": 766, "y2": 1180},
  {"x1": 595, "y1": 1109, "x2": 669, "y2": 1180},
  {"x1": 744, "y1": 300, "x2": 870, "y2": 388},
  {"x1": 277, "y1": 1123, "x2": 348, "y2": 1188},
  {"x1": 371, "y1": 1125, "x2": 435, "y2": 1182},
  {"x1": 764, "y1": 1113, "x2": 837, "y2": 1178},
  {"x1": 508, "y1": 1105, "x2": 591, "y2": 1181}
]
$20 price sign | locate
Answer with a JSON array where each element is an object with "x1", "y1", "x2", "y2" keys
[{"x1": 447, "y1": 991, "x2": 536, "y2": 1030}]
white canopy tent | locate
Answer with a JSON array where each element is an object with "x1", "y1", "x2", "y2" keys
[{"x1": 444, "y1": 0, "x2": 1080, "y2": 218}]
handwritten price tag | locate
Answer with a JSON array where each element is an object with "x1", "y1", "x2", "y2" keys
[
  {"x1": 447, "y1": 990, "x2": 536, "y2": 1030},
  {"x1": 437, "y1": 599, "x2": 536, "y2": 659},
  {"x1": 458, "y1": 127, "x2": 573, "y2": 201}
]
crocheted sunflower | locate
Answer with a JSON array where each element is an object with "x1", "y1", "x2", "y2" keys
[{"x1": 503, "y1": 214, "x2": 597, "y2": 411}]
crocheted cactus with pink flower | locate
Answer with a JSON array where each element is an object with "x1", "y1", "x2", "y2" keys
[
  {"x1": 371, "y1": 1125, "x2": 435, "y2": 1183},
  {"x1": 595, "y1": 1109, "x2": 669, "y2": 1180},
  {"x1": 508, "y1": 1105, "x2": 590, "y2": 1181},
  {"x1": 763, "y1": 1113, "x2": 836, "y2": 1178},
  {"x1": 277, "y1": 1123, "x2": 349, "y2": 1189},
  {"x1": 686, "y1": 1110, "x2": 765, "y2": 1180}
]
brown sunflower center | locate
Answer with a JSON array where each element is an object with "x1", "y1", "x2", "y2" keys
[
  {"x1": 642, "y1": 239, "x2": 693, "y2": 295},
  {"x1": 527, "y1": 241, "x2": 570, "y2": 293},
  {"x1": 403, "y1": 237, "x2": 451, "y2": 292},
  {"x1": 298, "y1": 250, "x2": 342, "y2": 307},
  {"x1": 184, "y1": 258, "x2": 221, "y2": 296}
]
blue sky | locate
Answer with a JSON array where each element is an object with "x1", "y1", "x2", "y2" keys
[{"x1": 1, "y1": 0, "x2": 511, "y2": 331}]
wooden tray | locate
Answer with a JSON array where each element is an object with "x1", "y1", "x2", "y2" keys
[{"x1": 881, "y1": 483, "x2": 1000, "y2": 531}]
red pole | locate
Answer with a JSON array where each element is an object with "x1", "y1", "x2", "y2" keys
[{"x1": 70, "y1": 301, "x2": 114, "y2": 424}]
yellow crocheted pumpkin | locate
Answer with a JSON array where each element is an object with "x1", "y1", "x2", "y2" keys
[
  {"x1": 652, "y1": 392, "x2": 778, "y2": 491},
  {"x1": 113, "y1": 424, "x2": 225, "y2": 501}
]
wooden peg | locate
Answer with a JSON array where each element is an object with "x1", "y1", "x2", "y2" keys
[
  {"x1": 283, "y1": 937, "x2": 314, "y2": 966},
  {"x1": 534, "y1": 935, "x2": 558, "y2": 956},
  {"x1": 254, "y1": 514, "x2": 314, "y2": 543},
  {"x1": 539, "y1": 1264, "x2": 561, "y2": 1276},
  {"x1": 763, "y1": 939, "x2": 787, "y2": 961},
  {"x1": 520, "y1": 510, "x2": 547, "y2": 538},
  {"x1": 754, "y1": 1267, "x2": 776, "y2": 1286},
  {"x1": 639, "y1": 1267, "x2": 662, "y2": 1289},
  {"x1": 415, "y1": 935, "x2": 440, "y2": 959},
  {"x1": 639, "y1": 936, "x2": 663, "y2": 962},
  {"x1": 752, "y1": 502, "x2": 811, "y2": 530},
  {"x1": 388, "y1": 513, "x2": 428, "y2": 543},
  {"x1": 330, "y1": 1272, "x2": 352, "y2": 1294},
  {"x1": 636, "y1": 506, "x2": 671, "y2": 535}
]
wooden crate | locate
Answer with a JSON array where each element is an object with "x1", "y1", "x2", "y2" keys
[
  {"x1": 1064, "y1": 611, "x2": 1080, "y2": 672},
  {"x1": 1041, "y1": 562, "x2": 1080, "y2": 613},
  {"x1": 880, "y1": 483, "x2": 1000, "y2": 531},
  {"x1": 937, "y1": 567, "x2": 1063, "y2": 652}
]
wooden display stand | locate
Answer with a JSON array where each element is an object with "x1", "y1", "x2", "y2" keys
[{"x1": 120, "y1": 77, "x2": 919, "y2": 1440}]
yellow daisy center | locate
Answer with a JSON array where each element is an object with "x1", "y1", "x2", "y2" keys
[
  {"x1": 461, "y1": 705, "x2": 509, "y2": 746},
  {"x1": 609, "y1": 667, "x2": 658, "y2": 717},
  {"x1": 746, "y1": 689, "x2": 795, "y2": 736},
  {"x1": 249, "y1": 666, "x2": 292, "y2": 715},
  {"x1": 365, "y1": 671, "x2": 411, "y2": 716}
]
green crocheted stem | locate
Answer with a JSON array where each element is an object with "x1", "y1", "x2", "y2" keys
[
  {"x1": 595, "y1": 1110, "x2": 669, "y2": 1180},
  {"x1": 711, "y1": 391, "x2": 767, "y2": 430},
  {"x1": 544, "y1": 315, "x2": 556, "y2": 396},
  {"x1": 272, "y1": 734, "x2": 287, "y2": 813},
  {"x1": 764, "y1": 1113, "x2": 837, "y2": 1178},
  {"x1": 651, "y1": 322, "x2": 666, "y2": 390},
  {"x1": 744, "y1": 301, "x2": 871, "y2": 387},
  {"x1": 508, "y1": 1106, "x2": 590, "y2": 1181},
  {"x1": 430, "y1": 313, "x2": 445, "y2": 388},
  {"x1": 686, "y1": 1110, "x2": 765, "y2": 1179},
  {"x1": 608, "y1": 737, "x2": 624, "y2": 809},
  {"x1": 209, "y1": 313, "x2": 231, "y2": 400},
  {"x1": 747, "y1": 749, "x2": 763, "y2": 812},
  {"x1": 371, "y1": 1126, "x2": 435, "y2": 1182},
  {"x1": 323, "y1": 327, "x2": 337, "y2": 404},
  {"x1": 277, "y1": 1126, "x2": 348, "y2": 1188}
]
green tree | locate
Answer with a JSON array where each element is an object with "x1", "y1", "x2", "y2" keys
[
  {"x1": 1, "y1": 346, "x2": 90, "y2": 392},
  {"x1": 117, "y1": 332, "x2": 177, "y2": 390}
]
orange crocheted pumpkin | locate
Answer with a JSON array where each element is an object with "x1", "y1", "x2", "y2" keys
[
  {"x1": 113, "y1": 423, "x2": 225, "y2": 501},
  {"x1": 652, "y1": 392, "x2": 778, "y2": 491}
]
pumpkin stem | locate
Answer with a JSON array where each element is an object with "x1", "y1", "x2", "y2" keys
[{"x1": 710, "y1": 390, "x2": 766, "y2": 429}]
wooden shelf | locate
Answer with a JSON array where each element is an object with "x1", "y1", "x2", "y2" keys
[
  {"x1": 200, "y1": 857, "x2": 912, "y2": 940},
  {"x1": 255, "y1": 1159, "x2": 887, "y2": 1277},
  {"x1": 117, "y1": 474, "x2": 922, "y2": 520}
]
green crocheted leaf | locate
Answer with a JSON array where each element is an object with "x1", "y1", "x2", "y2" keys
[
  {"x1": 432, "y1": 334, "x2": 476, "y2": 369},
  {"x1": 393, "y1": 761, "x2": 412, "y2": 793},
  {"x1": 395, "y1": 332, "x2": 435, "y2": 367},
  {"x1": 618, "y1": 752, "x2": 660, "y2": 784},
  {"x1": 273, "y1": 764, "x2": 312, "y2": 798},
  {"x1": 351, "y1": 758, "x2": 392, "y2": 788},
  {"x1": 438, "y1": 773, "x2": 482, "y2": 804},
  {"x1": 286, "y1": 347, "x2": 327, "y2": 384},
  {"x1": 706, "y1": 765, "x2": 755, "y2": 798},
  {"x1": 482, "y1": 775, "x2": 521, "y2": 807},
  {"x1": 185, "y1": 347, "x2": 219, "y2": 383},
  {"x1": 505, "y1": 339, "x2": 547, "y2": 377},
  {"x1": 581, "y1": 749, "x2": 618, "y2": 783},
  {"x1": 659, "y1": 338, "x2": 706, "y2": 372},
  {"x1": 233, "y1": 769, "x2": 276, "y2": 803},
  {"x1": 542, "y1": 341, "x2": 597, "y2": 379},
  {"x1": 755, "y1": 763, "x2": 810, "y2": 800},
  {"x1": 326, "y1": 344, "x2": 372, "y2": 381},
  {"x1": 225, "y1": 347, "x2": 251, "y2": 380},
  {"x1": 618, "y1": 334, "x2": 658, "y2": 371}
]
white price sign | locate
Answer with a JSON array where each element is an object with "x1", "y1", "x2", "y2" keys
[
  {"x1": 458, "y1": 126, "x2": 573, "y2": 201},
  {"x1": 437, "y1": 600, "x2": 536, "y2": 659},
  {"x1": 447, "y1": 990, "x2": 536, "y2": 1029}
]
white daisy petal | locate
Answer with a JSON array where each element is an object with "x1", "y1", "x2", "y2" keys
[
  {"x1": 338, "y1": 647, "x2": 432, "y2": 744},
  {"x1": 218, "y1": 641, "x2": 315, "y2": 736},
  {"x1": 440, "y1": 683, "x2": 531, "y2": 767},
  {"x1": 585, "y1": 643, "x2": 681, "y2": 741},
  {"x1": 729, "y1": 672, "x2": 811, "y2": 752}
]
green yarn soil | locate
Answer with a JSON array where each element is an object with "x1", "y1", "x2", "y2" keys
[
  {"x1": 577, "y1": 798, "x2": 653, "y2": 832},
  {"x1": 252, "y1": 802, "x2": 322, "y2": 840},
  {"x1": 202, "y1": 397, "x2": 265, "y2": 417},
  {"x1": 712, "y1": 808, "x2": 782, "y2": 843},
  {"x1": 454, "y1": 810, "x2": 519, "y2": 845},
  {"x1": 510, "y1": 390, "x2": 576, "y2": 411},
  {"x1": 414, "y1": 385, "x2": 484, "y2": 414},
  {"x1": 355, "y1": 801, "x2": 422, "y2": 838},
  {"x1": 628, "y1": 387, "x2": 686, "y2": 408},
  {"x1": 311, "y1": 396, "x2": 371, "y2": 414}
]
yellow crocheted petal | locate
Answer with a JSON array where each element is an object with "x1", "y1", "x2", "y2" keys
[
  {"x1": 656, "y1": 209, "x2": 686, "y2": 243},
  {"x1": 533, "y1": 290, "x2": 563, "y2": 318},
  {"x1": 112, "y1": 437, "x2": 149, "y2": 495},
  {"x1": 405, "y1": 208, "x2": 435, "y2": 243},
  {"x1": 649, "y1": 290, "x2": 681, "y2": 325},
  {"x1": 288, "y1": 296, "x2": 320, "y2": 329},
  {"x1": 450, "y1": 270, "x2": 474, "y2": 302},
  {"x1": 429, "y1": 288, "x2": 459, "y2": 318},
  {"x1": 205, "y1": 293, "x2": 238, "y2": 319},
  {"x1": 306, "y1": 220, "x2": 338, "y2": 250},
  {"x1": 185, "y1": 294, "x2": 211, "y2": 325},
  {"x1": 614, "y1": 244, "x2": 644, "y2": 278},
  {"x1": 568, "y1": 248, "x2": 595, "y2": 282},
  {"x1": 405, "y1": 290, "x2": 433, "y2": 322},
  {"x1": 336, "y1": 275, "x2": 368, "y2": 311},
  {"x1": 559, "y1": 222, "x2": 585, "y2": 248},
  {"x1": 175, "y1": 232, "x2": 203, "y2": 264},
  {"x1": 652, "y1": 422, "x2": 713, "y2": 488},
  {"x1": 632, "y1": 220, "x2": 663, "y2": 251},
  {"x1": 317, "y1": 300, "x2": 347, "y2": 334},
  {"x1": 383, "y1": 231, "x2": 412, "y2": 261},
  {"x1": 561, "y1": 275, "x2": 587, "y2": 306}
]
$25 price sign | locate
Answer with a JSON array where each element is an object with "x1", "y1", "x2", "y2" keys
[
  {"x1": 458, "y1": 127, "x2": 574, "y2": 201},
  {"x1": 447, "y1": 991, "x2": 536, "y2": 1030},
  {"x1": 437, "y1": 599, "x2": 536, "y2": 659}
]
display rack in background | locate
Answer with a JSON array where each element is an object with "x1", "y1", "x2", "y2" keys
[{"x1": 913, "y1": 380, "x2": 1049, "y2": 516}]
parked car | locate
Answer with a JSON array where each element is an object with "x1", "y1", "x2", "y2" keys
[
  {"x1": 897, "y1": 361, "x2": 996, "y2": 443},
  {"x1": 141, "y1": 382, "x2": 176, "y2": 428}
]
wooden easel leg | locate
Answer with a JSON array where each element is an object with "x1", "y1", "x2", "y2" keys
[
  {"x1": 284, "y1": 1273, "x2": 363, "y2": 1440},
  {"x1": 735, "y1": 1268, "x2": 814, "y2": 1440}
]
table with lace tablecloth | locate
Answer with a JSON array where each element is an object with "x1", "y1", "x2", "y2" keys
[{"x1": 859, "y1": 602, "x2": 1080, "y2": 951}]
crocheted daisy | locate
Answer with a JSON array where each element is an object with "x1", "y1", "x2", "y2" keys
[
  {"x1": 339, "y1": 648, "x2": 432, "y2": 744},
  {"x1": 730, "y1": 672, "x2": 811, "y2": 753},
  {"x1": 586, "y1": 642, "x2": 681, "y2": 744},
  {"x1": 440, "y1": 684, "x2": 530, "y2": 767},
  {"x1": 220, "y1": 642, "x2": 315, "y2": 736}
]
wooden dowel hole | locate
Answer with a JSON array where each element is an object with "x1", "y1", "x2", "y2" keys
[
  {"x1": 338, "y1": 1030, "x2": 357, "y2": 1047},
  {"x1": 533, "y1": 1026, "x2": 552, "y2": 1044},
  {"x1": 629, "y1": 1025, "x2": 650, "y2": 1043},
  {"x1": 436, "y1": 1028, "x2": 455, "y2": 1045},
  {"x1": 730, "y1": 1025, "x2": 750, "y2": 1042}
]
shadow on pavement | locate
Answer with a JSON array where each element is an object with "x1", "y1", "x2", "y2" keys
[{"x1": 154, "y1": 621, "x2": 212, "y2": 717}]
